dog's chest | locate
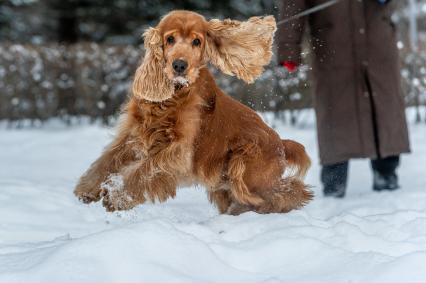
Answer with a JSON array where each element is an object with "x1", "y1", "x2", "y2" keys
[
  {"x1": 131, "y1": 94, "x2": 203, "y2": 174},
  {"x1": 141, "y1": 102, "x2": 181, "y2": 154}
]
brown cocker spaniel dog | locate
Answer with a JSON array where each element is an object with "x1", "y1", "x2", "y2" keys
[{"x1": 74, "y1": 10, "x2": 313, "y2": 215}]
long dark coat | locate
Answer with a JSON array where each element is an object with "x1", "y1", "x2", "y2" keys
[{"x1": 278, "y1": 0, "x2": 410, "y2": 165}]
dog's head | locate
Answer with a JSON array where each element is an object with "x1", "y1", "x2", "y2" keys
[{"x1": 132, "y1": 10, "x2": 276, "y2": 102}]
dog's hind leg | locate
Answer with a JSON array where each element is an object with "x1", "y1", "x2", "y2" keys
[
  {"x1": 208, "y1": 187, "x2": 256, "y2": 215},
  {"x1": 225, "y1": 143, "x2": 312, "y2": 214},
  {"x1": 101, "y1": 162, "x2": 178, "y2": 212},
  {"x1": 208, "y1": 190, "x2": 232, "y2": 214},
  {"x1": 226, "y1": 151, "x2": 265, "y2": 208}
]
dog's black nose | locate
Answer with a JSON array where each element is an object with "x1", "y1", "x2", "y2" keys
[{"x1": 172, "y1": 59, "x2": 188, "y2": 74}]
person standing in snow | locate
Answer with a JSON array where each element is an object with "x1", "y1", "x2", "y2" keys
[{"x1": 278, "y1": 0, "x2": 410, "y2": 197}]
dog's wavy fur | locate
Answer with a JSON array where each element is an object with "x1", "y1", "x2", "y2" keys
[{"x1": 74, "y1": 11, "x2": 313, "y2": 214}]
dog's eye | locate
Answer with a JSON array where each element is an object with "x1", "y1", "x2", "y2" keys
[
  {"x1": 166, "y1": 36, "x2": 175, "y2": 45},
  {"x1": 192, "y1": 38, "x2": 201, "y2": 47}
]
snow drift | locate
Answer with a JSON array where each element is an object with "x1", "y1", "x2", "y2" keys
[{"x1": 1, "y1": 110, "x2": 425, "y2": 283}]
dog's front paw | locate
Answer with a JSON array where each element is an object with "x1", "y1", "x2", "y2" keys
[
  {"x1": 74, "y1": 183, "x2": 102, "y2": 204},
  {"x1": 101, "y1": 189, "x2": 136, "y2": 212},
  {"x1": 77, "y1": 192, "x2": 101, "y2": 204}
]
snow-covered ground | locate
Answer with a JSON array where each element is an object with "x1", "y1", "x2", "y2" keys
[{"x1": 1, "y1": 110, "x2": 425, "y2": 283}]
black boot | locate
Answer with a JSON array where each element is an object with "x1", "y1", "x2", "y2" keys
[
  {"x1": 321, "y1": 161, "x2": 348, "y2": 198},
  {"x1": 371, "y1": 156, "x2": 400, "y2": 192}
]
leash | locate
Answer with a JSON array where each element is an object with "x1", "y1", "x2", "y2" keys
[{"x1": 277, "y1": 0, "x2": 343, "y2": 25}]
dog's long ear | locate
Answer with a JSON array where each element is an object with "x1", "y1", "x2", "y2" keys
[
  {"x1": 132, "y1": 27, "x2": 174, "y2": 101},
  {"x1": 205, "y1": 16, "x2": 276, "y2": 84}
]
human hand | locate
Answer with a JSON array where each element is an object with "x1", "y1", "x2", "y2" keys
[{"x1": 281, "y1": 61, "x2": 298, "y2": 73}]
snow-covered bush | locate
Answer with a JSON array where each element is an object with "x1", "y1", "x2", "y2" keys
[
  {"x1": 0, "y1": 43, "x2": 140, "y2": 124},
  {"x1": 0, "y1": 41, "x2": 424, "y2": 126},
  {"x1": 0, "y1": 43, "x2": 309, "y2": 125}
]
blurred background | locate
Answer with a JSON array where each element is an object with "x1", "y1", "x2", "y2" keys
[{"x1": 1, "y1": 0, "x2": 426, "y2": 126}]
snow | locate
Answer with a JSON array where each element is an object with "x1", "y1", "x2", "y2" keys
[
  {"x1": 1, "y1": 110, "x2": 426, "y2": 283},
  {"x1": 173, "y1": 76, "x2": 190, "y2": 87}
]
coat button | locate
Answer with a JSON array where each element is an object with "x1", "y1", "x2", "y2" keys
[
  {"x1": 359, "y1": 28, "x2": 365, "y2": 34},
  {"x1": 362, "y1": 60, "x2": 369, "y2": 67},
  {"x1": 364, "y1": 91, "x2": 369, "y2": 97}
]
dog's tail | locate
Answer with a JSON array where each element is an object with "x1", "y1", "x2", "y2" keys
[
  {"x1": 258, "y1": 177, "x2": 313, "y2": 213},
  {"x1": 282, "y1": 139, "x2": 311, "y2": 179}
]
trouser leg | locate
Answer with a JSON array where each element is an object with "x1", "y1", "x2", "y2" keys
[
  {"x1": 321, "y1": 161, "x2": 349, "y2": 198},
  {"x1": 371, "y1": 155, "x2": 400, "y2": 191}
]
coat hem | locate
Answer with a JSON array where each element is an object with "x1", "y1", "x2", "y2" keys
[{"x1": 319, "y1": 148, "x2": 411, "y2": 166}]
